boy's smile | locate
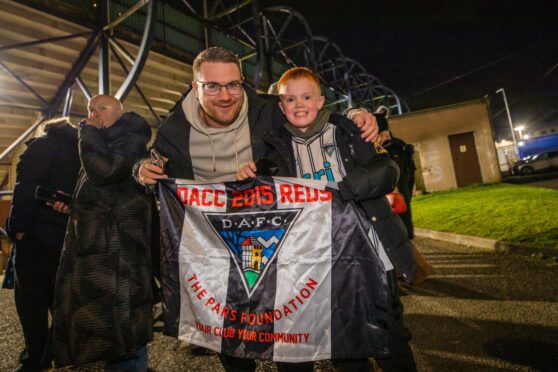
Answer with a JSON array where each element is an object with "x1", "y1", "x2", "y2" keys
[{"x1": 278, "y1": 77, "x2": 325, "y2": 131}]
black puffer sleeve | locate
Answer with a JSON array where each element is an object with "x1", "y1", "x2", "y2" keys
[{"x1": 334, "y1": 114, "x2": 399, "y2": 202}]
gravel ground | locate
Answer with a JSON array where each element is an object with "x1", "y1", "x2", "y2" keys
[
  {"x1": 0, "y1": 283, "x2": 337, "y2": 371},
  {"x1": 4, "y1": 235, "x2": 557, "y2": 371},
  {"x1": 0, "y1": 285, "x2": 23, "y2": 372}
]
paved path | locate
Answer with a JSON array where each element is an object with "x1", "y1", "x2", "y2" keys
[
  {"x1": 405, "y1": 237, "x2": 558, "y2": 371},
  {"x1": 504, "y1": 171, "x2": 558, "y2": 190},
  {"x1": 1, "y1": 237, "x2": 557, "y2": 371},
  {"x1": 520, "y1": 177, "x2": 558, "y2": 190}
]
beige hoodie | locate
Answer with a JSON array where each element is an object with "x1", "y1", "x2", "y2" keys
[{"x1": 182, "y1": 90, "x2": 253, "y2": 182}]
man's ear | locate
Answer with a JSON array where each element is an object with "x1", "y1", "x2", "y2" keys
[
  {"x1": 192, "y1": 80, "x2": 199, "y2": 97},
  {"x1": 317, "y1": 95, "x2": 325, "y2": 110},
  {"x1": 278, "y1": 100, "x2": 286, "y2": 115}
]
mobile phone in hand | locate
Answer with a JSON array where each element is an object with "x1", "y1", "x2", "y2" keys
[
  {"x1": 35, "y1": 186, "x2": 73, "y2": 205},
  {"x1": 150, "y1": 148, "x2": 165, "y2": 170}
]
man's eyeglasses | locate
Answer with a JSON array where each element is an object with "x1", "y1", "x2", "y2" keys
[{"x1": 196, "y1": 80, "x2": 243, "y2": 96}]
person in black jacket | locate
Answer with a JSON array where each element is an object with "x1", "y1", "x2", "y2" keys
[
  {"x1": 237, "y1": 67, "x2": 416, "y2": 372},
  {"x1": 374, "y1": 106, "x2": 434, "y2": 285},
  {"x1": 50, "y1": 95, "x2": 153, "y2": 370},
  {"x1": 383, "y1": 136, "x2": 416, "y2": 239},
  {"x1": 7, "y1": 117, "x2": 80, "y2": 371}
]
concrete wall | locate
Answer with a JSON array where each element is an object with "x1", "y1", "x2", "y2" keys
[{"x1": 389, "y1": 99, "x2": 501, "y2": 192}]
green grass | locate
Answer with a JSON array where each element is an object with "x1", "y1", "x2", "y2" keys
[{"x1": 412, "y1": 183, "x2": 558, "y2": 250}]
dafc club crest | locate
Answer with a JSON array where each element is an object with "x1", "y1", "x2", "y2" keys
[
  {"x1": 321, "y1": 143, "x2": 337, "y2": 157},
  {"x1": 204, "y1": 210, "x2": 300, "y2": 296}
]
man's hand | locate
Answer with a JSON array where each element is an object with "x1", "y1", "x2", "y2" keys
[
  {"x1": 236, "y1": 161, "x2": 257, "y2": 181},
  {"x1": 138, "y1": 159, "x2": 168, "y2": 185},
  {"x1": 81, "y1": 117, "x2": 103, "y2": 129},
  {"x1": 45, "y1": 190, "x2": 72, "y2": 214},
  {"x1": 15, "y1": 232, "x2": 25, "y2": 240},
  {"x1": 351, "y1": 111, "x2": 379, "y2": 143},
  {"x1": 49, "y1": 201, "x2": 71, "y2": 214}
]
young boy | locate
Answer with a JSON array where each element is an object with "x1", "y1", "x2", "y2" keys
[{"x1": 237, "y1": 67, "x2": 417, "y2": 371}]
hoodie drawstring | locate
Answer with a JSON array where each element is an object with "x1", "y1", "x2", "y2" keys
[
  {"x1": 206, "y1": 124, "x2": 241, "y2": 174},
  {"x1": 233, "y1": 128, "x2": 240, "y2": 174},
  {"x1": 207, "y1": 133, "x2": 217, "y2": 172}
]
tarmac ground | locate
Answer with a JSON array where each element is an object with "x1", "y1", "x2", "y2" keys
[
  {"x1": 1, "y1": 236, "x2": 557, "y2": 371},
  {"x1": 503, "y1": 169, "x2": 558, "y2": 190}
]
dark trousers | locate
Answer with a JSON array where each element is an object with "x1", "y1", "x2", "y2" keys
[
  {"x1": 218, "y1": 354, "x2": 313, "y2": 372},
  {"x1": 14, "y1": 233, "x2": 61, "y2": 370},
  {"x1": 332, "y1": 270, "x2": 416, "y2": 372},
  {"x1": 374, "y1": 270, "x2": 416, "y2": 372},
  {"x1": 332, "y1": 358, "x2": 370, "y2": 372},
  {"x1": 105, "y1": 345, "x2": 148, "y2": 372}
]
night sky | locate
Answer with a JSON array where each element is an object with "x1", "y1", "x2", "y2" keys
[{"x1": 263, "y1": 0, "x2": 557, "y2": 140}]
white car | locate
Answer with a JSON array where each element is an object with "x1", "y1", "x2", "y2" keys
[{"x1": 514, "y1": 150, "x2": 558, "y2": 175}]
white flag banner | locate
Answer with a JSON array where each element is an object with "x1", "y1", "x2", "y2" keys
[{"x1": 158, "y1": 176, "x2": 389, "y2": 362}]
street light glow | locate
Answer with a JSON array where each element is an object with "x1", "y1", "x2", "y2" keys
[
  {"x1": 514, "y1": 125, "x2": 525, "y2": 140},
  {"x1": 495, "y1": 87, "x2": 517, "y2": 150}
]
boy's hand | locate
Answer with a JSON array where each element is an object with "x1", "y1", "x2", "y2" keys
[
  {"x1": 351, "y1": 111, "x2": 379, "y2": 142},
  {"x1": 236, "y1": 161, "x2": 257, "y2": 180}
]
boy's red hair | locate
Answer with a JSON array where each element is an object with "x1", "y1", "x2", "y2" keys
[{"x1": 277, "y1": 67, "x2": 321, "y2": 93}]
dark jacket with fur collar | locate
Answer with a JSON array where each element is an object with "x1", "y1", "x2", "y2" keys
[{"x1": 8, "y1": 124, "x2": 79, "y2": 250}]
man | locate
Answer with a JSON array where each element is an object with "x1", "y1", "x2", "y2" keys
[
  {"x1": 8, "y1": 117, "x2": 80, "y2": 372},
  {"x1": 135, "y1": 47, "x2": 380, "y2": 372},
  {"x1": 373, "y1": 106, "x2": 433, "y2": 285},
  {"x1": 51, "y1": 95, "x2": 153, "y2": 371}
]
